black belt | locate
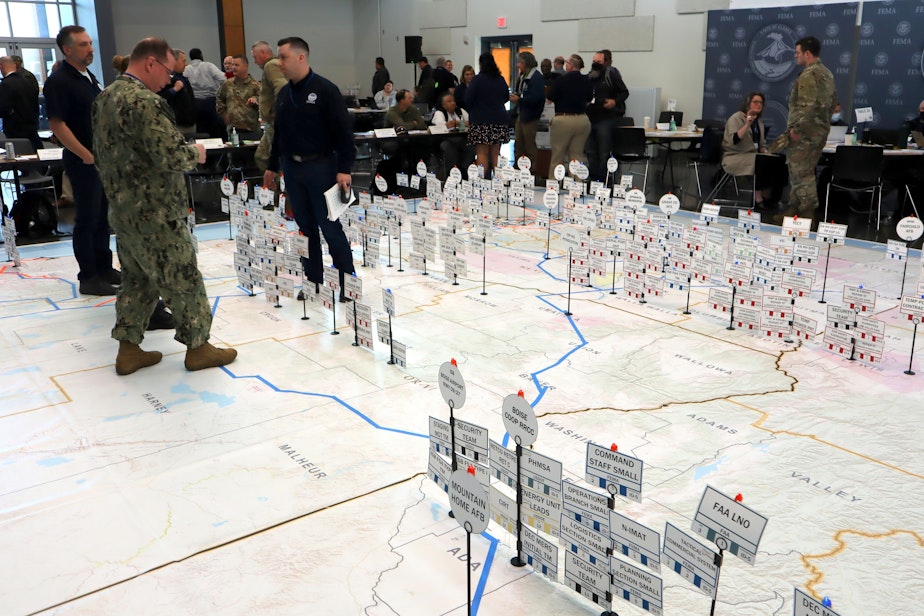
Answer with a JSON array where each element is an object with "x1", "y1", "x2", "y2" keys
[{"x1": 289, "y1": 152, "x2": 332, "y2": 163}]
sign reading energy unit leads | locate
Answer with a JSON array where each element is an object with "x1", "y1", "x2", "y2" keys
[
  {"x1": 438, "y1": 360, "x2": 466, "y2": 409},
  {"x1": 449, "y1": 469, "x2": 488, "y2": 534},
  {"x1": 793, "y1": 588, "x2": 842, "y2": 616},
  {"x1": 585, "y1": 442, "x2": 644, "y2": 502},
  {"x1": 692, "y1": 486, "x2": 768, "y2": 565},
  {"x1": 502, "y1": 393, "x2": 538, "y2": 447}
]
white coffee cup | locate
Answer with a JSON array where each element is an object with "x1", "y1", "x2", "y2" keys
[{"x1": 643, "y1": 116, "x2": 651, "y2": 129}]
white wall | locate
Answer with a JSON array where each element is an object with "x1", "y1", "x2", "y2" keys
[{"x1": 110, "y1": 0, "x2": 221, "y2": 69}]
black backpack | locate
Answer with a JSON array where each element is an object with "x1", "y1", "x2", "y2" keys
[{"x1": 11, "y1": 190, "x2": 57, "y2": 238}]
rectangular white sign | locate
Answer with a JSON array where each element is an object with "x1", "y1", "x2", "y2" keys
[{"x1": 692, "y1": 486, "x2": 768, "y2": 565}]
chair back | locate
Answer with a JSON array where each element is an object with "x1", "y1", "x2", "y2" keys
[
  {"x1": 832, "y1": 145, "x2": 883, "y2": 184},
  {"x1": 612, "y1": 127, "x2": 647, "y2": 157},
  {"x1": 5, "y1": 138, "x2": 38, "y2": 156},
  {"x1": 615, "y1": 117, "x2": 634, "y2": 128},
  {"x1": 658, "y1": 111, "x2": 683, "y2": 125},
  {"x1": 698, "y1": 126, "x2": 723, "y2": 163}
]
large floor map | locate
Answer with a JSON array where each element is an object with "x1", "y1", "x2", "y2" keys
[{"x1": 1, "y1": 204, "x2": 922, "y2": 616}]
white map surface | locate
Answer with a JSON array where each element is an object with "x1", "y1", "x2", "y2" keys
[{"x1": 1, "y1": 210, "x2": 922, "y2": 616}]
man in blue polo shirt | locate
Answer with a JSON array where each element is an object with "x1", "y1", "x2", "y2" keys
[
  {"x1": 44, "y1": 25, "x2": 118, "y2": 295},
  {"x1": 262, "y1": 36, "x2": 355, "y2": 300}
]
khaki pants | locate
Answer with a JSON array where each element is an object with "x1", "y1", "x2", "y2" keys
[
  {"x1": 548, "y1": 114, "x2": 590, "y2": 178},
  {"x1": 514, "y1": 118, "x2": 539, "y2": 175},
  {"x1": 255, "y1": 124, "x2": 274, "y2": 173}
]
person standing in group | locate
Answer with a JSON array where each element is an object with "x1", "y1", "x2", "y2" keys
[
  {"x1": 250, "y1": 41, "x2": 287, "y2": 172},
  {"x1": 215, "y1": 54, "x2": 261, "y2": 141},
  {"x1": 445, "y1": 59, "x2": 459, "y2": 92},
  {"x1": 0, "y1": 56, "x2": 41, "y2": 151},
  {"x1": 262, "y1": 37, "x2": 356, "y2": 298},
  {"x1": 586, "y1": 49, "x2": 629, "y2": 182},
  {"x1": 546, "y1": 53, "x2": 593, "y2": 179},
  {"x1": 93, "y1": 37, "x2": 237, "y2": 375},
  {"x1": 509, "y1": 51, "x2": 546, "y2": 176},
  {"x1": 453, "y1": 64, "x2": 475, "y2": 112},
  {"x1": 43, "y1": 25, "x2": 120, "y2": 296},
  {"x1": 769, "y1": 35, "x2": 836, "y2": 220},
  {"x1": 184, "y1": 48, "x2": 227, "y2": 138},
  {"x1": 158, "y1": 49, "x2": 197, "y2": 139},
  {"x1": 464, "y1": 52, "x2": 509, "y2": 179},
  {"x1": 371, "y1": 56, "x2": 390, "y2": 99}
]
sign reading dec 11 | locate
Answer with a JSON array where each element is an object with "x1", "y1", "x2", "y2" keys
[
  {"x1": 692, "y1": 486, "x2": 768, "y2": 565},
  {"x1": 585, "y1": 442, "x2": 643, "y2": 502},
  {"x1": 502, "y1": 393, "x2": 538, "y2": 447}
]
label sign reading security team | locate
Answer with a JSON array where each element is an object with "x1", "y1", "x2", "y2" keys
[
  {"x1": 585, "y1": 442, "x2": 643, "y2": 502},
  {"x1": 692, "y1": 486, "x2": 768, "y2": 566}
]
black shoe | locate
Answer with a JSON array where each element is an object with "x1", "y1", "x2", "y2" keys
[
  {"x1": 79, "y1": 276, "x2": 118, "y2": 296},
  {"x1": 146, "y1": 300, "x2": 175, "y2": 330},
  {"x1": 104, "y1": 269, "x2": 122, "y2": 285}
]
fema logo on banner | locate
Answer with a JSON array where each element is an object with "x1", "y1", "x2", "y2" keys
[
  {"x1": 875, "y1": 52, "x2": 889, "y2": 67},
  {"x1": 826, "y1": 23, "x2": 839, "y2": 38},
  {"x1": 720, "y1": 53, "x2": 731, "y2": 66},
  {"x1": 896, "y1": 21, "x2": 911, "y2": 36},
  {"x1": 855, "y1": 81, "x2": 868, "y2": 96},
  {"x1": 705, "y1": 78, "x2": 716, "y2": 91},
  {"x1": 762, "y1": 99, "x2": 789, "y2": 141},
  {"x1": 839, "y1": 52, "x2": 851, "y2": 66},
  {"x1": 735, "y1": 27, "x2": 746, "y2": 40},
  {"x1": 748, "y1": 23, "x2": 798, "y2": 82},
  {"x1": 861, "y1": 22, "x2": 874, "y2": 37},
  {"x1": 731, "y1": 79, "x2": 742, "y2": 93},
  {"x1": 708, "y1": 27, "x2": 718, "y2": 41},
  {"x1": 888, "y1": 82, "x2": 903, "y2": 97}
]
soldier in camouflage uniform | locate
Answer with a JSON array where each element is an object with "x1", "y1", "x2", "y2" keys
[
  {"x1": 251, "y1": 41, "x2": 287, "y2": 172},
  {"x1": 215, "y1": 54, "x2": 261, "y2": 139},
  {"x1": 92, "y1": 37, "x2": 238, "y2": 375},
  {"x1": 769, "y1": 36, "x2": 837, "y2": 220}
]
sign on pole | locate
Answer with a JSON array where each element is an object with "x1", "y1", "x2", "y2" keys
[
  {"x1": 662, "y1": 522, "x2": 719, "y2": 598},
  {"x1": 692, "y1": 486, "x2": 768, "y2": 565},
  {"x1": 585, "y1": 442, "x2": 644, "y2": 502},
  {"x1": 794, "y1": 589, "x2": 842, "y2": 616}
]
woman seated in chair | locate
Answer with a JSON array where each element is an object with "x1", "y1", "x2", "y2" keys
[{"x1": 722, "y1": 91, "x2": 774, "y2": 205}]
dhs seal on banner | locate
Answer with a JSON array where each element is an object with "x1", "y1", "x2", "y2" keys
[{"x1": 749, "y1": 24, "x2": 798, "y2": 82}]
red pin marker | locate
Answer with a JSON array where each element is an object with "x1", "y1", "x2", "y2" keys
[
  {"x1": 793, "y1": 215, "x2": 799, "y2": 220},
  {"x1": 747, "y1": 209, "x2": 752, "y2": 216},
  {"x1": 735, "y1": 493, "x2": 743, "y2": 502},
  {"x1": 517, "y1": 390, "x2": 524, "y2": 398},
  {"x1": 610, "y1": 443, "x2": 618, "y2": 452},
  {"x1": 244, "y1": 210, "x2": 249, "y2": 217},
  {"x1": 467, "y1": 464, "x2": 476, "y2": 476},
  {"x1": 189, "y1": 207, "x2": 194, "y2": 213},
  {"x1": 450, "y1": 358, "x2": 457, "y2": 367}
]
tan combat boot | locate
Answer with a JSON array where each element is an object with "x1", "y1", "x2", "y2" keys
[
  {"x1": 115, "y1": 341, "x2": 163, "y2": 375},
  {"x1": 185, "y1": 342, "x2": 238, "y2": 371}
]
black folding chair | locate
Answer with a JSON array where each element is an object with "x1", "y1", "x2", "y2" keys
[
  {"x1": 611, "y1": 127, "x2": 649, "y2": 192},
  {"x1": 823, "y1": 145, "x2": 884, "y2": 230}
]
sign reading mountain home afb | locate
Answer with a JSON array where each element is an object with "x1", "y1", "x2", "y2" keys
[
  {"x1": 692, "y1": 486, "x2": 768, "y2": 565},
  {"x1": 585, "y1": 442, "x2": 644, "y2": 502}
]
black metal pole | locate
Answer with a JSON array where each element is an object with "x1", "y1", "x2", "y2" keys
[
  {"x1": 510, "y1": 441, "x2": 526, "y2": 567},
  {"x1": 397, "y1": 219, "x2": 404, "y2": 271},
  {"x1": 352, "y1": 301, "x2": 359, "y2": 346},
  {"x1": 898, "y1": 250, "x2": 910, "y2": 299},
  {"x1": 481, "y1": 234, "x2": 488, "y2": 295},
  {"x1": 905, "y1": 321, "x2": 918, "y2": 376},
  {"x1": 565, "y1": 248, "x2": 573, "y2": 316},
  {"x1": 387, "y1": 313, "x2": 395, "y2": 364},
  {"x1": 330, "y1": 287, "x2": 339, "y2": 335},
  {"x1": 819, "y1": 242, "x2": 831, "y2": 304},
  {"x1": 710, "y1": 549, "x2": 724, "y2": 616},
  {"x1": 727, "y1": 285, "x2": 736, "y2": 330}
]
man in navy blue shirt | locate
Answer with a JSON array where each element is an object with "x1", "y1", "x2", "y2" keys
[
  {"x1": 262, "y1": 37, "x2": 355, "y2": 299},
  {"x1": 44, "y1": 25, "x2": 118, "y2": 295}
]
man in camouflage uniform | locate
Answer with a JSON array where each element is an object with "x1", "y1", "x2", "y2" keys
[
  {"x1": 92, "y1": 37, "x2": 237, "y2": 375},
  {"x1": 251, "y1": 40, "x2": 287, "y2": 172},
  {"x1": 769, "y1": 36, "x2": 837, "y2": 220},
  {"x1": 215, "y1": 54, "x2": 261, "y2": 140}
]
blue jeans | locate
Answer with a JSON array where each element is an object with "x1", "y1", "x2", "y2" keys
[
  {"x1": 585, "y1": 116, "x2": 616, "y2": 182},
  {"x1": 281, "y1": 155, "x2": 355, "y2": 285},
  {"x1": 64, "y1": 155, "x2": 111, "y2": 281}
]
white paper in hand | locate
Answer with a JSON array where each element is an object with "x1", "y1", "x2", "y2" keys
[{"x1": 324, "y1": 183, "x2": 356, "y2": 221}]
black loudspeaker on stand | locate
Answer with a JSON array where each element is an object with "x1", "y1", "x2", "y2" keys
[{"x1": 404, "y1": 36, "x2": 422, "y2": 63}]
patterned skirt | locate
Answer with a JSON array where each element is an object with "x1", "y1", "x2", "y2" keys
[{"x1": 467, "y1": 123, "x2": 510, "y2": 146}]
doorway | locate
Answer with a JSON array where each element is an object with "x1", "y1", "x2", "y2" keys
[{"x1": 481, "y1": 35, "x2": 533, "y2": 89}]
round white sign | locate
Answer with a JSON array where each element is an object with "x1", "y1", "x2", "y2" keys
[
  {"x1": 658, "y1": 193, "x2": 680, "y2": 215},
  {"x1": 553, "y1": 164, "x2": 566, "y2": 181},
  {"x1": 468, "y1": 164, "x2": 481, "y2": 180},
  {"x1": 220, "y1": 176, "x2": 234, "y2": 196},
  {"x1": 257, "y1": 185, "x2": 272, "y2": 206},
  {"x1": 626, "y1": 188, "x2": 646, "y2": 207},
  {"x1": 543, "y1": 189, "x2": 559, "y2": 209},
  {"x1": 573, "y1": 162, "x2": 589, "y2": 181},
  {"x1": 416, "y1": 160, "x2": 428, "y2": 177},
  {"x1": 896, "y1": 216, "x2": 924, "y2": 242},
  {"x1": 502, "y1": 393, "x2": 538, "y2": 447},
  {"x1": 568, "y1": 159, "x2": 581, "y2": 176},
  {"x1": 606, "y1": 157, "x2": 619, "y2": 173},
  {"x1": 517, "y1": 156, "x2": 531, "y2": 171},
  {"x1": 374, "y1": 174, "x2": 388, "y2": 192},
  {"x1": 438, "y1": 361, "x2": 466, "y2": 409},
  {"x1": 449, "y1": 166, "x2": 463, "y2": 182},
  {"x1": 450, "y1": 469, "x2": 488, "y2": 534},
  {"x1": 237, "y1": 181, "x2": 248, "y2": 200}
]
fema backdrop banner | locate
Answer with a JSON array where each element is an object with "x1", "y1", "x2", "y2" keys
[
  {"x1": 853, "y1": 0, "x2": 924, "y2": 130},
  {"x1": 703, "y1": 3, "x2": 858, "y2": 142}
]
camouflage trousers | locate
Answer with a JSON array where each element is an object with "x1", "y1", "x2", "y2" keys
[
  {"x1": 111, "y1": 217, "x2": 212, "y2": 348},
  {"x1": 254, "y1": 124, "x2": 273, "y2": 173},
  {"x1": 786, "y1": 137, "x2": 826, "y2": 217}
]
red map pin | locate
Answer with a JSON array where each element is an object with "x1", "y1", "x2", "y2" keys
[
  {"x1": 610, "y1": 443, "x2": 618, "y2": 452},
  {"x1": 735, "y1": 493, "x2": 743, "y2": 502},
  {"x1": 517, "y1": 390, "x2": 524, "y2": 398},
  {"x1": 467, "y1": 464, "x2": 476, "y2": 476},
  {"x1": 450, "y1": 358, "x2": 457, "y2": 367}
]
